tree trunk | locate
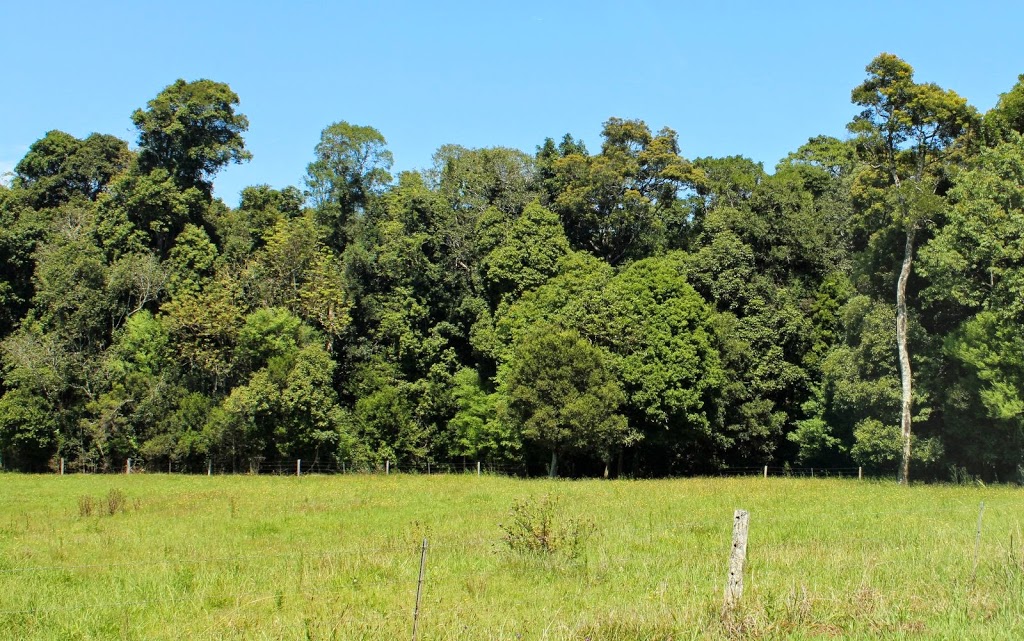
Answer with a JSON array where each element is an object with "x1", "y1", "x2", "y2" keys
[
  {"x1": 549, "y1": 450, "x2": 558, "y2": 478},
  {"x1": 897, "y1": 226, "x2": 916, "y2": 485}
]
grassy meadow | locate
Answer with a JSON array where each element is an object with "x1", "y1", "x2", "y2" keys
[{"x1": 0, "y1": 473, "x2": 1022, "y2": 640}]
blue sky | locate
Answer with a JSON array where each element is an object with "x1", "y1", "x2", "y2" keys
[{"x1": 3, "y1": 1, "x2": 1023, "y2": 205}]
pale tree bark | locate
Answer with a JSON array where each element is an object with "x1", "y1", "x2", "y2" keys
[{"x1": 896, "y1": 225, "x2": 916, "y2": 484}]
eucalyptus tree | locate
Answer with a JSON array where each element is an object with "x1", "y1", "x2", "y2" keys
[{"x1": 847, "y1": 53, "x2": 977, "y2": 483}]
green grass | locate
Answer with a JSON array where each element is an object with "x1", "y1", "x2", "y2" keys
[{"x1": 0, "y1": 474, "x2": 1022, "y2": 640}]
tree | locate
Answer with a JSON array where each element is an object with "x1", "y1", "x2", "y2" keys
[
  {"x1": 14, "y1": 130, "x2": 131, "y2": 208},
  {"x1": 132, "y1": 79, "x2": 251, "y2": 195},
  {"x1": 548, "y1": 118, "x2": 698, "y2": 265},
  {"x1": 429, "y1": 144, "x2": 537, "y2": 215},
  {"x1": 305, "y1": 121, "x2": 392, "y2": 247},
  {"x1": 919, "y1": 137, "x2": 1024, "y2": 477},
  {"x1": 848, "y1": 53, "x2": 977, "y2": 483},
  {"x1": 595, "y1": 253, "x2": 724, "y2": 473},
  {"x1": 501, "y1": 325, "x2": 631, "y2": 477}
]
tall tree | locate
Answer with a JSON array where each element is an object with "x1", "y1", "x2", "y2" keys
[
  {"x1": 305, "y1": 121, "x2": 392, "y2": 248},
  {"x1": 132, "y1": 79, "x2": 251, "y2": 195},
  {"x1": 548, "y1": 118, "x2": 698, "y2": 265},
  {"x1": 848, "y1": 53, "x2": 977, "y2": 483}
]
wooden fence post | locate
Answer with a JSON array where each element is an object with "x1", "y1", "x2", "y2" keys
[
  {"x1": 208, "y1": 460, "x2": 212, "y2": 476},
  {"x1": 858, "y1": 466, "x2": 863, "y2": 480},
  {"x1": 477, "y1": 461, "x2": 481, "y2": 476},
  {"x1": 386, "y1": 459, "x2": 390, "y2": 475},
  {"x1": 723, "y1": 509, "x2": 750, "y2": 618},
  {"x1": 763, "y1": 465, "x2": 768, "y2": 478},
  {"x1": 60, "y1": 458, "x2": 65, "y2": 476},
  {"x1": 126, "y1": 458, "x2": 132, "y2": 474},
  {"x1": 297, "y1": 459, "x2": 301, "y2": 477}
]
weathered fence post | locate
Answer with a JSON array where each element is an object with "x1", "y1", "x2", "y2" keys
[
  {"x1": 723, "y1": 509, "x2": 750, "y2": 618},
  {"x1": 60, "y1": 458, "x2": 65, "y2": 476},
  {"x1": 297, "y1": 459, "x2": 301, "y2": 477},
  {"x1": 763, "y1": 465, "x2": 768, "y2": 478},
  {"x1": 411, "y1": 538, "x2": 429, "y2": 641},
  {"x1": 126, "y1": 458, "x2": 132, "y2": 474},
  {"x1": 386, "y1": 459, "x2": 390, "y2": 475},
  {"x1": 858, "y1": 466, "x2": 863, "y2": 480},
  {"x1": 477, "y1": 461, "x2": 481, "y2": 476},
  {"x1": 207, "y1": 460, "x2": 212, "y2": 476}
]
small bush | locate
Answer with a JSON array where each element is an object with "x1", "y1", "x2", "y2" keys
[
  {"x1": 105, "y1": 489, "x2": 127, "y2": 516},
  {"x1": 499, "y1": 494, "x2": 593, "y2": 559},
  {"x1": 78, "y1": 495, "x2": 95, "y2": 517}
]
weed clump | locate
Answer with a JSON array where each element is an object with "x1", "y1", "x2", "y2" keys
[
  {"x1": 78, "y1": 495, "x2": 95, "y2": 517},
  {"x1": 105, "y1": 489, "x2": 127, "y2": 515},
  {"x1": 499, "y1": 494, "x2": 593, "y2": 559},
  {"x1": 76, "y1": 490, "x2": 132, "y2": 518}
]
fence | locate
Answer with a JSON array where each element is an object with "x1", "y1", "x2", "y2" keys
[{"x1": 44, "y1": 455, "x2": 881, "y2": 481}]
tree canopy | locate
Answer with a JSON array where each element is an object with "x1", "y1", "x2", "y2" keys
[{"x1": 3, "y1": 57, "x2": 1024, "y2": 481}]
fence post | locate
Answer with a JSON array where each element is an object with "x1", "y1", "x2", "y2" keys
[
  {"x1": 60, "y1": 458, "x2": 65, "y2": 476},
  {"x1": 763, "y1": 465, "x2": 768, "y2": 478},
  {"x1": 722, "y1": 509, "x2": 750, "y2": 619},
  {"x1": 386, "y1": 459, "x2": 390, "y2": 475},
  {"x1": 208, "y1": 460, "x2": 212, "y2": 476},
  {"x1": 297, "y1": 459, "x2": 301, "y2": 477},
  {"x1": 126, "y1": 458, "x2": 132, "y2": 474},
  {"x1": 477, "y1": 461, "x2": 481, "y2": 476},
  {"x1": 858, "y1": 466, "x2": 863, "y2": 480},
  {"x1": 411, "y1": 538, "x2": 429, "y2": 641}
]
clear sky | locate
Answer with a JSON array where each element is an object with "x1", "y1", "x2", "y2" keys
[{"x1": 3, "y1": 1, "x2": 1023, "y2": 205}]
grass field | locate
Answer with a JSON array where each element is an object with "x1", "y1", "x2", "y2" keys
[{"x1": 0, "y1": 473, "x2": 1022, "y2": 640}]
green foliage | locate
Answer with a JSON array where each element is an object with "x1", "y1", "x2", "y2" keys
[
  {"x1": 132, "y1": 79, "x2": 251, "y2": 194},
  {"x1": 548, "y1": 118, "x2": 697, "y2": 264},
  {"x1": 595, "y1": 253, "x2": 723, "y2": 466},
  {"x1": 14, "y1": 130, "x2": 132, "y2": 208},
  {"x1": 3, "y1": 60, "x2": 1024, "y2": 479},
  {"x1": 448, "y1": 367, "x2": 518, "y2": 462},
  {"x1": 502, "y1": 325, "x2": 631, "y2": 476},
  {"x1": 305, "y1": 121, "x2": 392, "y2": 247}
]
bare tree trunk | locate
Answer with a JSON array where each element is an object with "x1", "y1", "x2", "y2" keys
[
  {"x1": 897, "y1": 226, "x2": 916, "y2": 485},
  {"x1": 549, "y1": 450, "x2": 558, "y2": 478}
]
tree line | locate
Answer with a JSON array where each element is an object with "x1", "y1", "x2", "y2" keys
[{"x1": 2, "y1": 54, "x2": 1024, "y2": 480}]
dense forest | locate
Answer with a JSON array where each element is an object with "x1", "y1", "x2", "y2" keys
[{"x1": 2, "y1": 54, "x2": 1023, "y2": 480}]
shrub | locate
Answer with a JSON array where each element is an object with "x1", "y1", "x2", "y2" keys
[
  {"x1": 78, "y1": 495, "x2": 96, "y2": 517},
  {"x1": 106, "y1": 489, "x2": 127, "y2": 516},
  {"x1": 499, "y1": 494, "x2": 593, "y2": 559}
]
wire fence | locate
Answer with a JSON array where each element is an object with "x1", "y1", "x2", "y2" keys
[{"x1": 41, "y1": 456, "x2": 892, "y2": 481}]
